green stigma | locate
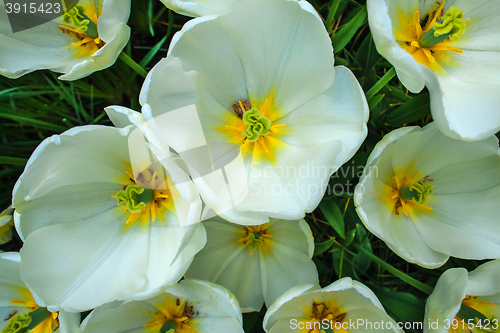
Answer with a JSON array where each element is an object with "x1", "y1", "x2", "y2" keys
[
  {"x1": 399, "y1": 183, "x2": 434, "y2": 205},
  {"x1": 115, "y1": 185, "x2": 154, "y2": 213},
  {"x1": 241, "y1": 108, "x2": 272, "y2": 142},
  {"x1": 248, "y1": 233, "x2": 264, "y2": 250},
  {"x1": 1, "y1": 314, "x2": 31, "y2": 333},
  {"x1": 62, "y1": 5, "x2": 98, "y2": 38},
  {"x1": 420, "y1": 7, "x2": 466, "y2": 48},
  {"x1": 160, "y1": 320, "x2": 177, "y2": 333}
]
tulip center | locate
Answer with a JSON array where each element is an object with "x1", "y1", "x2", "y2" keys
[
  {"x1": 400, "y1": 1, "x2": 467, "y2": 66},
  {"x1": 453, "y1": 295, "x2": 497, "y2": 330},
  {"x1": 58, "y1": 1, "x2": 105, "y2": 57},
  {"x1": 7, "y1": 287, "x2": 59, "y2": 333},
  {"x1": 144, "y1": 296, "x2": 195, "y2": 333},
  {"x1": 388, "y1": 170, "x2": 434, "y2": 216},
  {"x1": 304, "y1": 302, "x2": 347, "y2": 333},
  {"x1": 238, "y1": 224, "x2": 272, "y2": 255},
  {"x1": 241, "y1": 108, "x2": 272, "y2": 142},
  {"x1": 114, "y1": 168, "x2": 175, "y2": 226},
  {"x1": 115, "y1": 185, "x2": 155, "y2": 213}
]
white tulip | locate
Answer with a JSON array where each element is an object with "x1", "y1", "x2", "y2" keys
[
  {"x1": 355, "y1": 123, "x2": 500, "y2": 268},
  {"x1": 263, "y1": 278, "x2": 403, "y2": 333},
  {"x1": 0, "y1": 0, "x2": 131, "y2": 80},
  {"x1": 0, "y1": 252, "x2": 80, "y2": 333},
  {"x1": 368, "y1": 0, "x2": 500, "y2": 141},
  {"x1": 184, "y1": 217, "x2": 318, "y2": 312},
  {"x1": 140, "y1": 0, "x2": 368, "y2": 225},
  {"x1": 424, "y1": 259, "x2": 500, "y2": 333},
  {"x1": 13, "y1": 125, "x2": 206, "y2": 312},
  {"x1": 79, "y1": 279, "x2": 245, "y2": 333}
]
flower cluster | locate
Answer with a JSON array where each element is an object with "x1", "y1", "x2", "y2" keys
[{"x1": 1, "y1": 0, "x2": 499, "y2": 332}]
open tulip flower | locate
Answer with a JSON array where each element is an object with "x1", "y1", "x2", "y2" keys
[
  {"x1": 139, "y1": 0, "x2": 368, "y2": 225},
  {"x1": 0, "y1": 0, "x2": 131, "y2": 80},
  {"x1": 263, "y1": 278, "x2": 403, "y2": 333},
  {"x1": 12, "y1": 125, "x2": 206, "y2": 312},
  {"x1": 0, "y1": 252, "x2": 80, "y2": 333},
  {"x1": 368, "y1": 0, "x2": 500, "y2": 141},
  {"x1": 424, "y1": 259, "x2": 500, "y2": 333},
  {"x1": 184, "y1": 217, "x2": 318, "y2": 312},
  {"x1": 355, "y1": 123, "x2": 500, "y2": 268},
  {"x1": 79, "y1": 279, "x2": 245, "y2": 333}
]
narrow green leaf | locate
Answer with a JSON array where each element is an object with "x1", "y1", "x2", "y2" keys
[
  {"x1": 368, "y1": 94, "x2": 385, "y2": 112},
  {"x1": 385, "y1": 92, "x2": 431, "y2": 126},
  {"x1": 0, "y1": 113, "x2": 66, "y2": 131},
  {"x1": 325, "y1": 0, "x2": 341, "y2": 33},
  {"x1": 0, "y1": 156, "x2": 28, "y2": 166},
  {"x1": 314, "y1": 238, "x2": 335, "y2": 256},
  {"x1": 139, "y1": 35, "x2": 168, "y2": 68},
  {"x1": 319, "y1": 199, "x2": 345, "y2": 239},
  {"x1": 365, "y1": 67, "x2": 396, "y2": 100},
  {"x1": 148, "y1": 0, "x2": 155, "y2": 37},
  {"x1": 331, "y1": 6, "x2": 367, "y2": 53}
]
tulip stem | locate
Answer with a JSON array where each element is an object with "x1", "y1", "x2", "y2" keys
[
  {"x1": 353, "y1": 243, "x2": 434, "y2": 295},
  {"x1": 365, "y1": 67, "x2": 396, "y2": 100},
  {"x1": 119, "y1": 52, "x2": 148, "y2": 78}
]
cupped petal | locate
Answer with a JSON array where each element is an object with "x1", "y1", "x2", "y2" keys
[
  {"x1": 217, "y1": 0, "x2": 335, "y2": 115},
  {"x1": 277, "y1": 66, "x2": 368, "y2": 162},
  {"x1": 466, "y1": 259, "x2": 500, "y2": 296},
  {"x1": 259, "y1": 219, "x2": 317, "y2": 308},
  {"x1": 389, "y1": 125, "x2": 499, "y2": 177},
  {"x1": 421, "y1": 66, "x2": 500, "y2": 141},
  {"x1": 424, "y1": 268, "x2": 468, "y2": 333},
  {"x1": 20, "y1": 207, "x2": 150, "y2": 312},
  {"x1": 14, "y1": 182, "x2": 122, "y2": 240},
  {"x1": 132, "y1": 217, "x2": 207, "y2": 300},
  {"x1": 12, "y1": 125, "x2": 132, "y2": 204},
  {"x1": 367, "y1": 0, "x2": 425, "y2": 92},
  {"x1": 160, "y1": 0, "x2": 234, "y2": 17}
]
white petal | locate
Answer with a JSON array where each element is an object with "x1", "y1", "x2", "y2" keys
[
  {"x1": 277, "y1": 66, "x2": 368, "y2": 163},
  {"x1": 424, "y1": 267, "x2": 468, "y2": 333},
  {"x1": 20, "y1": 208, "x2": 150, "y2": 311},
  {"x1": 15, "y1": 182, "x2": 122, "y2": 240},
  {"x1": 185, "y1": 220, "x2": 263, "y2": 312},
  {"x1": 367, "y1": 0, "x2": 425, "y2": 92},
  {"x1": 466, "y1": 259, "x2": 500, "y2": 296},
  {"x1": 422, "y1": 66, "x2": 500, "y2": 141},
  {"x1": 216, "y1": 0, "x2": 335, "y2": 114},
  {"x1": 105, "y1": 106, "x2": 145, "y2": 128},
  {"x1": 13, "y1": 126, "x2": 132, "y2": 203}
]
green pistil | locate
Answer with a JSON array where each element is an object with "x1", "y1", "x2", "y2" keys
[
  {"x1": 1, "y1": 314, "x2": 31, "y2": 333},
  {"x1": 160, "y1": 320, "x2": 177, "y2": 333},
  {"x1": 62, "y1": 5, "x2": 98, "y2": 38},
  {"x1": 241, "y1": 108, "x2": 272, "y2": 142},
  {"x1": 115, "y1": 185, "x2": 154, "y2": 213},
  {"x1": 420, "y1": 7, "x2": 466, "y2": 48},
  {"x1": 248, "y1": 233, "x2": 263, "y2": 250},
  {"x1": 399, "y1": 183, "x2": 434, "y2": 205}
]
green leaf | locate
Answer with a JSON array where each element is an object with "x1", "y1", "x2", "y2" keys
[
  {"x1": 331, "y1": 6, "x2": 367, "y2": 53},
  {"x1": 344, "y1": 229, "x2": 356, "y2": 247},
  {"x1": 370, "y1": 285, "x2": 426, "y2": 329},
  {"x1": 385, "y1": 92, "x2": 431, "y2": 126},
  {"x1": 319, "y1": 199, "x2": 345, "y2": 239},
  {"x1": 0, "y1": 156, "x2": 28, "y2": 166},
  {"x1": 314, "y1": 238, "x2": 335, "y2": 256}
]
